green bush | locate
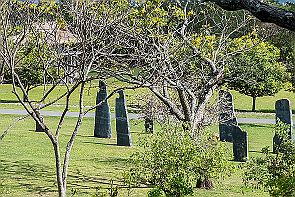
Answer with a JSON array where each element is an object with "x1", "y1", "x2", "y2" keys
[
  {"x1": 125, "y1": 124, "x2": 231, "y2": 197},
  {"x1": 244, "y1": 121, "x2": 295, "y2": 197}
]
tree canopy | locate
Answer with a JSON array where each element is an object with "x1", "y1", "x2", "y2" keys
[{"x1": 226, "y1": 34, "x2": 288, "y2": 111}]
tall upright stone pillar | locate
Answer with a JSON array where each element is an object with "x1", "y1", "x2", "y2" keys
[
  {"x1": 145, "y1": 117, "x2": 154, "y2": 133},
  {"x1": 232, "y1": 126, "x2": 248, "y2": 162},
  {"x1": 116, "y1": 90, "x2": 132, "y2": 146},
  {"x1": 273, "y1": 99, "x2": 293, "y2": 153},
  {"x1": 219, "y1": 90, "x2": 237, "y2": 142},
  {"x1": 35, "y1": 110, "x2": 45, "y2": 132},
  {"x1": 94, "y1": 81, "x2": 112, "y2": 138}
]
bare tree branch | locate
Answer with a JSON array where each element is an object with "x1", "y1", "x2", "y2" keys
[
  {"x1": 202, "y1": 0, "x2": 295, "y2": 31},
  {"x1": 0, "y1": 115, "x2": 29, "y2": 141}
]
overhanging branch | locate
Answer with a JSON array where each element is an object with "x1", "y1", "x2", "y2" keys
[{"x1": 202, "y1": 0, "x2": 295, "y2": 31}]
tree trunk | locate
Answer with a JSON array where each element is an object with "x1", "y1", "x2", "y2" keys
[
  {"x1": 23, "y1": 87, "x2": 29, "y2": 102},
  {"x1": 252, "y1": 96, "x2": 256, "y2": 112},
  {"x1": 52, "y1": 140, "x2": 66, "y2": 197},
  {"x1": 0, "y1": 74, "x2": 3, "y2": 84},
  {"x1": 196, "y1": 178, "x2": 214, "y2": 189},
  {"x1": 0, "y1": 64, "x2": 4, "y2": 84}
]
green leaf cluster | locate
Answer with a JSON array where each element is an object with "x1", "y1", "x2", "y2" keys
[
  {"x1": 226, "y1": 34, "x2": 288, "y2": 98},
  {"x1": 125, "y1": 124, "x2": 231, "y2": 197},
  {"x1": 244, "y1": 120, "x2": 295, "y2": 197}
]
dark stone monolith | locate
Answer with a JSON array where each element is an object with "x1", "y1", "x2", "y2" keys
[
  {"x1": 35, "y1": 110, "x2": 45, "y2": 132},
  {"x1": 145, "y1": 117, "x2": 154, "y2": 133},
  {"x1": 94, "y1": 81, "x2": 112, "y2": 138},
  {"x1": 219, "y1": 90, "x2": 237, "y2": 142},
  {"x1": 273, "y1": 99, "x2": 293, "y2": 153},
  {"x1": 116, "y1": 90, "x2": 132, "y2": 146},
  {"x1": 232, "y1": 126, "x2": 248, "y2": 162}
]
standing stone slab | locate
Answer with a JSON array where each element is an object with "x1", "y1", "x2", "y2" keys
[
  {"x1": 273, "y1": 99, "x2": 293, "y2": 153},
  {"x1": 116, "y1": 90, "x2": 132, "y2": 146},
  {"x1": 219, "y1": 90, "x2": 237, "y2": 142},
  {"x1": 94, "y1": 81, "x2": 112, "y2": 138},
  {"x1": 232, "y1": 126, "x2": 248, "y2": 162},
  {"x1": 145, "y1": 117, "x2": 154, "y2": 133},
  {"x1": 35, "y1": 110, "x2": 45, "y2": 132}
]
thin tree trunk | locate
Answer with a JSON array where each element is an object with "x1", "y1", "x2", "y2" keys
[
  {"x1": 252, "y1": 96, "x2": 256, "y2": 112},
  {"x1": 23, "y1": 86, "x2": 29, "y2": 102},
  {"x1": 61, "y1": 82, "x2": 85, "y2": 194},
  {"x1": 52, "y1": 140, "x2": 66, "y2": 197},
  {"x1": 0, "y1": 64, "x2": 4, "y2": 84}
]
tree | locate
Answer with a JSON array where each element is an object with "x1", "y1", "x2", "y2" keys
[
  {"x1": 126, "y1": 124, "x2": 230, "y2": 196},
  {"x1": 4, "y1": 40, "x2": 56, "y2": 101},
  {"x1": 244, "y1": 121, "x2": 295, "y2": 197},
  {"x1": 0, "y1": 1, "x2": 132, "y2": 196},
  {"x1": 262, "y1": 24, "x2": 295, "y2": 90},
  {"x1": 109, "y1": 0, "x2": 255, "y2": 132},
  {"x1": 226, "y1": 34, "x2": 287, "y2": 112},
  {"x1": 201, "y1": 0, "x2": 295, "y2": 32}
]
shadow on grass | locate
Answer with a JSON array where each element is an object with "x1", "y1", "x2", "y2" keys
[
  {"x1": 237, "y1": 109, "x2": 295, "y2": 114},
  {"x1": 0, "y1": 99, "x2": 19, "y2": 104},
  {"x1": 90, "y1": 157, "x2": 130, "y2": 169},
  {"x1": 0, "y1": 159, "x2": 56, "y2": 194},
  {"x1": 239, "y1": 123, "x2": 274, "y2": 128},
  {"x1": 82, "y1": 141, "x2": 117, "y2": 146},
  {"x1": 0, "y1": 158, "x2": 134, "y2": 196},
  {"x1": 249, "y1": 150, "x2": 262, "y2": 153}
]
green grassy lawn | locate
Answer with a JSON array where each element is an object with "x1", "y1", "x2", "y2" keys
[
  {"x1": 0, "y1": 114, "x2": 273, "y2": 197},
  {"x1": 231, "y1": 90, "x2": 295, "y2": 113},
  {"x1": 1, "y1": 82, "x2": 295, "y2": 115},
  {"x1": 0, "y1": 79, "x2": 146, "y2": 113}
]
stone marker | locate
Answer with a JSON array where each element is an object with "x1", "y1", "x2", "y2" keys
[
  {"x1": 232, "y1": 125, "x2": 248, "y2": 162},
  {"x1": 219, "y1": 90, "x2": 237, "y2": 142},
  {"x1": 94, "y1": 81, "x2": 112, "y2": 138},
  {"x1": 273, "y1": 99, "x2": 293, "y2": 153},
  {"x1": 116, "y1": 90, "x2": 132, "y2": 146},
  {"x1": 35, "y1": 110, "x2": 45, "y2": 132},
  {"x1": 145, "y1": 117, "x2": 154, "y2": 133}
]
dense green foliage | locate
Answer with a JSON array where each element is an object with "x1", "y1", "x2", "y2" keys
[
  {"x1": 244, "y1": 121, "x2": 295, "y2": 197},
  {"x1": 226, "y1": 34, "x2": 288, "y2": 111},
  {"x1": 126, "y1": 125, "x2": 231, "y2": 197},
  {"x1": 266, "y1": 30, "x2": 295, "y2": 91}
]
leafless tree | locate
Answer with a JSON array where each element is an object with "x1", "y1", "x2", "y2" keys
[
  {"x1": 0, "y1": 1, "x2": 132, "y2": 196},
  {"x1": 106, "y1": 2, "x2": 255, "y2": 133}
]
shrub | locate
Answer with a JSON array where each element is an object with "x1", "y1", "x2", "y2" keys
[
  {"x1": 125, "y1": 124, "x2": 231, "y2": 197},
  {"x1": 244, "y1": 121, "x2": 295, "y2": 197}
]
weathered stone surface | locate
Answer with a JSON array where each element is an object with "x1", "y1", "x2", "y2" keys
[
  {"x1": 145, "y1": 117, "x2": 154, "y2": 133},
  {"x1": 35, "y1": 110, "x2": 45, "y2": 132},
  {"x1": 116, "y1": 90, "x2": 132, "y2": 146},
  {"x1": 273, "y1": 99, "x2": 293, "y2": 153},
  {"x1": 232, "y1": 125, "x2": 248, "y2": 162},
  {"x1": 219, "y1": 90, "x2": 237, "y2": 142},
  {"x1": 94, "y1": 81, "x2": 112, "y2": 138}
]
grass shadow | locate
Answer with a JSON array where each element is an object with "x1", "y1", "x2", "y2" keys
[
  {"x1": 0, "y1": 159, "x2": 56, "y2": 194},
  {"x1": 0, "y1": 158, "x2": 133, "y2": 196},
  {"x1": 0, "y1": 99, "x2": 19, "y2": 104},
  {"x1": 239, "y1": 123, "x2": 274, "y2": 128},
  {"x1": 237, "y1": 109, "x2": 295, "y2": 114},
  {"x1": 249, "y1": 150, "x2": 262, "y2": 153},
  {"x1": 82, "y1": 141, "x2": 117, "y2": 146}
]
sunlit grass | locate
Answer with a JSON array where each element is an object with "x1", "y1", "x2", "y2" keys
[
  {"x1": 0, "y1": 114, "x2": 273, "y2": 196},
  {"x1": 0, "y1": 79, "x2": 147, "y2": 113},
  {"x1": 1, "y1": 82, "x2": 295, "y2": 117}
]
